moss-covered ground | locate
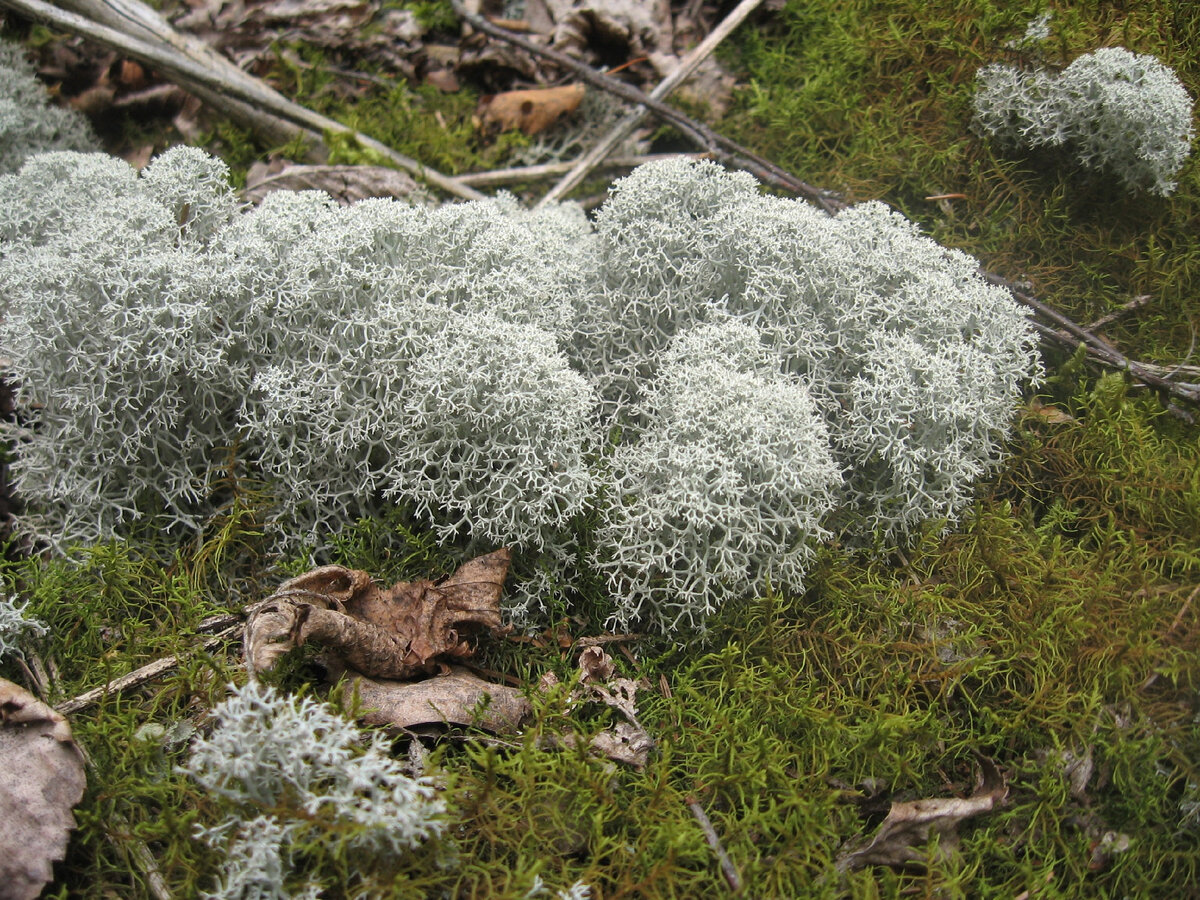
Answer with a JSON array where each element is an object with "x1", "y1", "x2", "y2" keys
[{"x1": 2, "y1": 1, "x2": 1199, "y2": 897}]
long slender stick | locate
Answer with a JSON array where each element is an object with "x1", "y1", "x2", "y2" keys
[
  {"x1": 538, "y1": 0, "x2": 765, "y2": 206},
  {"x1": 988, "y1": 273, "x2": 1200, "y2": 408},
  {"x1": 687, "y1": 797, "x2": 743, "y2": 893},
  {"x1": 456, "y1": 153, "x2": 704, "y2": 187},
  {"x1": 1086, "y1": 295, "x2": 1153, "y2": 331},
  {"x1": 450, "y1": 0, "x2": 843, "y2": 213},
  {"x1": 58, "y1": 625, "x2": 240, "y2": 714},
  {"x1": 0, "y1": 0, "x2": 485, "y2": 200}
]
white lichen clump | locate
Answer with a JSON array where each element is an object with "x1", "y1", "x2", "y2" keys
[
  {"x1": 0, "y1": 150, "x2": 1040, "y2": 633},
  {"x1": 596, "y1": 321, "x2": 840, "y2": 632},
  {"x1": 0, "y1": 39, "x2": 96, "y2": 173},
  {"x1": 0, "y1": 594, "x2": 46, "y2": 661},
  {"x1": 183, "y1": 681, "x2": 445, "y2": 898},
  {"x1": 974, "y1": 47, "x2": 1195, "y2": 196}
]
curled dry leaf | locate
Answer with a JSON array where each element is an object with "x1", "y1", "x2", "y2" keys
[
  {"x1": 578, "y1": 645, "x2": 615, "y2": 683},
  {"x1": 0, "y1": 679, "x2": 87, "y2": 900},
  {"x1": 245, "y1": 549, "x2": 511, "y2": 681},
  {"x1": 837, "y1": 753, "x2": 1007, "y2": 872},
  {"x1": 342, "y1": 666, "x2": 531, "y2": 733},
  {"x1": 476, "y1": 83, "x2": 586, "y2": 135}
]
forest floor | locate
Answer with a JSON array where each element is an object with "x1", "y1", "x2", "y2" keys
[{"x1": 1, "y1": 1, "x2": 1198, "y2": 897}]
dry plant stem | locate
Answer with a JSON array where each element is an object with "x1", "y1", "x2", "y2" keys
[
  {"x1": 687, "y1": 797, "x2": 743, "y2": 893},
  {"x1": 1086, "y1": 295, "x2": 1153, "y2": 331},
  {"x1": 0, "y1": 0, "x2": 485, "y2": 200},
  {"x1": 456, "y1": 153, "x2": 705, "y2": 187},
  {"x1": 58, "y1": 624, "x2": 240, "y2": 715},
  {"x1": 123, "y1": 836, "x2": 172, "y2": 900},
  {"x1": 1166, "y1": 583, "x2": 1200, "y2": 636},
  {"x1": 537, "y1": 0, "x2": 765, "y2": 206},
  {"x1": 450, "y1": 0, "x2": 844, "y2": 213}
]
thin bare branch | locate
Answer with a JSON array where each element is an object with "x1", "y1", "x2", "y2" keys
[
  {"x1": 58, "y1": 625, "x2": 240, "y2": 715},
  {"x1": 687, "y1": 797, "x2": 743, "y2": 893},
  {"x1": 986, "y1": 273, "x2": 1200, "y2": 410},
  {"x1": 1086, "y1": 295, "x2": 1154, "y2": 331}
]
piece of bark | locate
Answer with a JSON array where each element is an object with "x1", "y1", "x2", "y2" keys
[
  {"x1": 0, "y1": 680, "x2": 87, "y2": 900},
  {"x1": 244, "y1": 162, "x2": 426, "y2": 205},
  {"x1": 341, "y1": 666, "x2": 530, "y2": 732}
]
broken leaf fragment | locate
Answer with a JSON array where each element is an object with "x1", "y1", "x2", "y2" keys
[
  {"x1": 837, "y1": 753, "x2": 1007, "y2": 872},
  {"x1": 342, "y1": 666, "x2": 531, "y2": 733},
  {"x1": 245, "y1": 549, "x2": 511, "y2": 680},
  {"x1": 0, "y1": 679, "x2": 87, "y2": 900},
  {"x1": 558, "y1": 647, "x2": 654, "y2": 769},
  {"x1": 475, "y1": 83, "x2": 586, "y2": 135}
]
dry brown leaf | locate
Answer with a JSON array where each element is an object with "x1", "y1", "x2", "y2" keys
[
  {"x1": 0, "y1": 680, "x2": 87, "y2": 900},
  {"x1": 476, "y1": 83, "x2": 586, "y2": 135},
  {"x1": 570, "y1": 647, "x2": 653, "y2": 768},
  {"x1": 423, "y1": 68, "x2": 461, "y2": 93},
  {"x1": 579, "y1": 645, "x2": 615, "y2": 683},
  {"x1": 243, "y1": 162, "x2": 425, "y2": 205},
  {"x1": 588, "y1": 721, "x2": 653, "y2": 769},
  {"x1": 245, "y1": 550, "x2": 511, "y2": 681},
  {"x1": 837, "y1": 753, "x2": 1007, "y2": 872},
  {"x1": 341, "y1": 666, "x2": 530, "y2": 733},
  {"x1": 1026, "y1": 399, "x2": 1076, "y2": 424}
]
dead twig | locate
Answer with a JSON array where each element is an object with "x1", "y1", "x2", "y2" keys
[
  {"x1": 538, "y1": 0, "x2": 765, "y2": 206},
  {"x1": 449, "y1": 0, "x2": 844, "y2": 213},
  {"x1": 1166, "y1": 583, "x2": 1200, "y2": 637},
  {"x1": 988, "y1": 273, "x2": 1200, "y2": 413},
  {"x1": 687, "y1": 796, "x2": 743, "y2": 893},
  {"x1": 1086, "y1": 295, "x2": 1154, "y2": 331},
  {"x1": 58, "y1": 624, "x2": 240, "y2": 715},
  {"x1": 456, "y1": 153, "x2": 705, "y2": 187}
]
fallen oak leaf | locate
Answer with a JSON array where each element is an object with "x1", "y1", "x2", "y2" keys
[
  {"x1": 475, "y1": 83, "x2": 586, "y2": 135},
  {"x1": 0, "y1": 679, "x2": 87, "y2": 900},
  {"x1": 837, "y1": 752, "x2": 1007, "y2": 872}
]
